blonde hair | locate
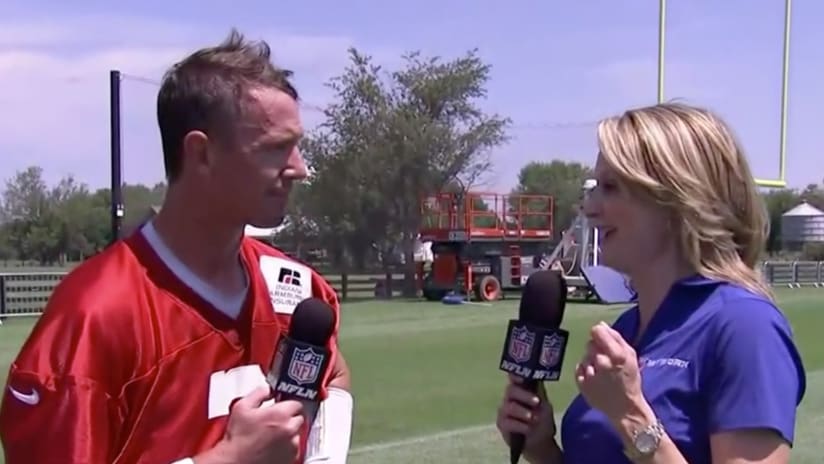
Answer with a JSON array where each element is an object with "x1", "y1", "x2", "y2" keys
[{"x1": 596, "y1": 102, "x2": 773, "y2": 300}]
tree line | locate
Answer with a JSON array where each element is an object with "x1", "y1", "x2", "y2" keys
[{"x1": 1, "y1": 47, "x2": 823, "y2": 278}]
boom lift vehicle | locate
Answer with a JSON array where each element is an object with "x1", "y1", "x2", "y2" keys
[
  {"x1": 417, "y1": 191, "x2": 555, "y2": 301},
  {"x1": 416, "y1": 179, "x2": 635, "y2": 304}
]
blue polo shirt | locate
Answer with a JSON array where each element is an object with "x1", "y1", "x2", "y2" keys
[{"x1": 559, "y1": 275, "x2": 806, "y2": 463}]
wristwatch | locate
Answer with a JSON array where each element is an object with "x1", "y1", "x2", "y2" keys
[{"x1": 623, "y1": 418, "x2": 665, "y2": 461}]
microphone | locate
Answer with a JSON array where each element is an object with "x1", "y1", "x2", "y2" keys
[
  {"x1": 266, "y1": 297, "x2": 336, "y2": 422},
  {"x1": 499, "y1": 270, "x2": 569, "y2": 464}
]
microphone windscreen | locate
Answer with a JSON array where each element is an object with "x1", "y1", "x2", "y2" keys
[
  {"x1": 288, "y1": 297, "x2": 336, "y2": 346},
  {"x1": 518, "y1": 270, "x2": 566, "y2": 328}
]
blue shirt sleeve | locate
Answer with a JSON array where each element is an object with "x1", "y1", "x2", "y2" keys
[{"x1": 705, "y1": 296, "x2": 806, "y2": 444}]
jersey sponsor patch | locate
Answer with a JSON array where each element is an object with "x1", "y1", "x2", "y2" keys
[{"x1": 259, "y1": 256, "x2": 313, "y2": 315}]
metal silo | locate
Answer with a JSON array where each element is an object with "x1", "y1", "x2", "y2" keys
[{"x1": 781, "y1": 202, "x2": 824, "y2": 251}]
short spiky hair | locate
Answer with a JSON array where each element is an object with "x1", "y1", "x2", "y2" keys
[{"x1": 156, "y1": 29, "x2": 299, "y2": 182}]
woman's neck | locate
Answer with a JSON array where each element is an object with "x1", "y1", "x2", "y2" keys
[{"x1": 630, "y1": 255, "x2": 695, "y2": 338}]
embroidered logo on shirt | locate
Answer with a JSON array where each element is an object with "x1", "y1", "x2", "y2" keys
[{"x1": 639, "y1": 356, "x2": 690, "y2": 371}]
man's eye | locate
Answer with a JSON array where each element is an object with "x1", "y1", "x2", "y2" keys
[{"x1": 263, "y1": 144, "x2": 292, "y2": 156}]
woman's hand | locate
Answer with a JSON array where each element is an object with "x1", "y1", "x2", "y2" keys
[
  {"x1": 496, "y1": 374, "x2": 558, "y2": 462},
  {"x1": 575, "y1": 321, "x2": 647, "y2": 422}
]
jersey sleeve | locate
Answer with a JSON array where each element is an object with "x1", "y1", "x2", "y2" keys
[
  {"x1": 1, "y1": 370, "x2": 124, "y2": 463},
  {"x1": 705, "y1": 297, "x2": 806, "y2": 445},
  {"x1": 313, "y1": 271, "x2": 343, "y2": 400},
  {"x1": 0, "y1": 278, "x2": 129, "y2": 463}
]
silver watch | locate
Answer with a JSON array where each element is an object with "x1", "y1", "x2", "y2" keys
[{"x1": 623, "y1": 418, "x2": 665, "y2": 461}]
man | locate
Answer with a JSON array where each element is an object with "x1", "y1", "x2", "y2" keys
[{"x1": 0, "y1": 30, "x2": 353, "y2": 464}]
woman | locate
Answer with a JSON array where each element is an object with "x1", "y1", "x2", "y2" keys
[{"x1": 496, "y1": 102, "x2": 806, "y2": 463}]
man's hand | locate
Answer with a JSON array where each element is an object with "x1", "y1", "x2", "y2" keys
[{"x1": 194, "y1": 387, "x2": 305, "y2": 464}]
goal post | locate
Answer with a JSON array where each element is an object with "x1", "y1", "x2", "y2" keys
[{"x1": 655, "y1": 0, "x2": 793, "y2": 189}]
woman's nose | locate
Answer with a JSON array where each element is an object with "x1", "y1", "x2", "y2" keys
[{"x1": 582, "y1": 193, "x2": 600, "y2": 219}]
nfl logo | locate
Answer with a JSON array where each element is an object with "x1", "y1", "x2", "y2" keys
[
  {"x1": 287, "y1": 347, "x2": 324, "y2": 385},
  {"x1": 508, "y1": 326, "x2": 535, "y2": 363},
  {"x1": 539, "y1": 333, "x2": 563, "y2": 368}
]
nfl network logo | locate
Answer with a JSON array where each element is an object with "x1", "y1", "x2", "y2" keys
[
  {"x1": 508, "y1": 326, "x2": 535, "y2": 363},
  {"x1": 539, "y1": 333, "x2": 563, "y2": 368},
  {"x1": 288, "y1": 347, "x2": 324, "y2": 385},
  {"x1": 278, "y1": 267, "x2": 302, "y2": 287}
]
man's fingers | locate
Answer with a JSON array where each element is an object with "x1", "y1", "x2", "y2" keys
[
  {"x1": 232, "y1": 386, "x2": 273, "y2": 411},
  {"x1": 285, "y1": 411, "x2": 306, "y2": 433},
  {"x1": 270, "y1": 399, "x2": 304, "y2": 417}
]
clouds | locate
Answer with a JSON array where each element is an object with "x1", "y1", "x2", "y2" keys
[{"x1": 0, "y1": 14, "x2": 362, "y2": 188}]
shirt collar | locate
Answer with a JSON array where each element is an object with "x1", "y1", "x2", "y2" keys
[{"x1": 673, "y1": 273, "x2": 722, "y2": 287}]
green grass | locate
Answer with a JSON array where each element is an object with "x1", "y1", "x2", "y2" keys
[{"x1": 2, "y1": 288, "x2": 823, "y2": 463}]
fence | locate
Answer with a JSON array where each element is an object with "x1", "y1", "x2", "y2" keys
[
  {"x1": 2, "y1": 261, "x2": 823, "y2": 319},
  {"x1": 0, "y1": 270, "x2": 405, "y2": 319},
  {"x1": 760, "y1": 261, "x2": 824, "y2": 288}
]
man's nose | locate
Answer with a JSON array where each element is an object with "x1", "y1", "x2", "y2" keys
[{"x1": 283, "y1": 146, "x2": 308, "y2": 179}]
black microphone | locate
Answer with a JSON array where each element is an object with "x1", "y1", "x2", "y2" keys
[
  {"x1": 499, "y1": 270, "x2": 569, "y2": 464},
  {"x1": 266, "y1": 297, "x2": 336, "y2": 422}
]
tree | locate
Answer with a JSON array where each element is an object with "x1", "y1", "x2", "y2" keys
[
  {"x1": 299, "y1": 47, "x2": 511, "y2": 293},
  {"x1": 0, "y1": 167, "x2": 117, "y2": 264},
  {"x1": 511, "y1": 160, "x2": 592, "y2": 240},
  {"x1": 0, "y1": 166, "x2": 60, "y2": 263},
  {"x1": 799, "y1": 183, "x2": 824, "y2": 211}
]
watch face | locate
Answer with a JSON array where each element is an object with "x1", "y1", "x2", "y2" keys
[{"x1": 636, "y1": 431, "x2": 658, "y2": 453}]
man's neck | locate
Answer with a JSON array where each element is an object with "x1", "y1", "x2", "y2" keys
[{"x1": 151, "y1": 191, "x2": 246, "y2": 293}]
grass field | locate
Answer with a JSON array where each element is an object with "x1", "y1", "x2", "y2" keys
[{"x1": 1, "y1": 288, "x2": 823, "y2": 463}]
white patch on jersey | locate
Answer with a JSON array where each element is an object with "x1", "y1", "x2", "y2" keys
[
  {"x1": 259, "y1": 255, "x2": 313, "y2": 315},
  {"x1": 207, "y1": 364, "x2": 273, "y2": 419}
]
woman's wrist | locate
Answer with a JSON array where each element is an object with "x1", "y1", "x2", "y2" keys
[
  {"x1": 608, "y1": 394, "x2": 659, "y2": 452},
  {"x1": 524, "y1": 437, "x2": 563, "y2": 464}
]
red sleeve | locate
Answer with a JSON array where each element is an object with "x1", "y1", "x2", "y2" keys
[
  {"x1": 0, "y1": 275, "x2": 129, "y2": 464},
  {"x1": 1, "y1": 370, "x2": 124, "y2": 463},
  {"x1": 313, "y1": 271, "x2": 343, "y2": 401}
]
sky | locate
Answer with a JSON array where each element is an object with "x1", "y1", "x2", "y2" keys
[{"x1": 2, "y1": 0, "x2": 823, "y2": 197}]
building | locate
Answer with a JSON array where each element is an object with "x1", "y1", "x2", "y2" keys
[{"x1": 780, "y1": 202, "x2": 824, "y2": 251}]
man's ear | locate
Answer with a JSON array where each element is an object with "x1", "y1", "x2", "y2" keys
[{"x1": 181, "y1": 130, "x2": 211, "y2": 175}]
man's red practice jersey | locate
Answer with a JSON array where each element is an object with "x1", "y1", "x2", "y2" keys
[{"x1": 0, "y1": 230, "x2": 341, "y2": 463}]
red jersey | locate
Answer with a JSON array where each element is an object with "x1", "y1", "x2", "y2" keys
[{"x1": 0, "y1": 231, "x2": 341, "y2": 463}]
